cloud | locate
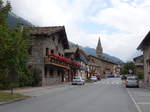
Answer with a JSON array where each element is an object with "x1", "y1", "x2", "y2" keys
[{"x1": 9, "y1": 0, "x2": 150, "y2": 61}]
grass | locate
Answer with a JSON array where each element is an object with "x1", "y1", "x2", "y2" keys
[{"x1": 0, "y1": 91, "x2": 28, "y2": 102}]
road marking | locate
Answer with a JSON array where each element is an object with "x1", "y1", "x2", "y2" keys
[
  {"x1": 137, "y1": 102, "x2": 150, "y2": 105},
  {"x1": 127, "y1": 88, "x2": 142, "y2": 112}
]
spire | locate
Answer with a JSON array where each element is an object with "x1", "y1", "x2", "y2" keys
[{"x1": 96, "y1": 37, "x2": 103, "y2": 58}]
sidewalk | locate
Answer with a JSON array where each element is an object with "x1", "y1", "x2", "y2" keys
[
  {"x1": 3, "y1": 82, "x2": 70, "y2": 95},
  {"x1": 0, "y1": 83, "x2": 70, "y2": 105},
  {"x1": 139, "y1": 80, "x2": 150, "y2": 90}
]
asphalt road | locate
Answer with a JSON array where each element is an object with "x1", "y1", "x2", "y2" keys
[{"x1": 0, "y1": 78, "x2": 149, "y2": 112}]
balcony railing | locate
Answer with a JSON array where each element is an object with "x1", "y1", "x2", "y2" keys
[{"x1": 44, "y1": 54, "x2": 80, "y2": 69}]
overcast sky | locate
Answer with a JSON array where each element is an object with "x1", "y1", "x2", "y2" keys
[{"x1": 9, "y1": 0, "x2": 150, "y2": 62}]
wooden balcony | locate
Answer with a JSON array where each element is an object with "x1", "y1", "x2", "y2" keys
[{"x1": 44, "y1": 56, "x2": 70, "y2": 70}]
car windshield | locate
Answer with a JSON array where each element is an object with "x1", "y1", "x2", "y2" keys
[
  {"x1": 91, "y1": 76, "x2": 96, "y2": 78},
  {"x1": 74, "y1": 76, "x2": 81, "y2": 79},
  {"x1": 127, "y1": 78, "x2": 137, "y2": 80}
]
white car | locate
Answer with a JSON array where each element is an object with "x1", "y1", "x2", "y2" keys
[
  {"x1": 125, "y1": 76, "x2": 139, "y2": 88},
  {"x1": 90, "y1": 76, "x2": 98, "y2": 82},
  {"x1": 72, "y1": 76, "x2": 85, "y2": 85}
]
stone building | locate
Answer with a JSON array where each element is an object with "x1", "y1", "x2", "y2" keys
[
  {"x1": 65, "y1": 45, "x2": 79, "y2": 80},
  {"x1": 76, "y1": 47, "x2": 89, "y2": 79},
  {"x1": 65, "y1": 45, "x2": 89, "y2": 80},
  {"x1": 137, "y1": 31, "x2": 150, "y2": 83},
  {"x1": 28, "y1": 26, "x2": 79, "y2": 86}
]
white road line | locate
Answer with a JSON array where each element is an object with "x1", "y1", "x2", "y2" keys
[
  {"x1": 137, "y1": 102, "x2": 150, "y2": 105},
  {"x1": 127, "y1": 88, "x2": 142, "y2": 112},
  {"x1": 112, "y1": 82, "x2": 114, "y2": 84}
]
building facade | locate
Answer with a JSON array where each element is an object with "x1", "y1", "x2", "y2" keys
[
  {"x1": 133, "y1": 55, "x2": 144, "y2": 76},
  {"x1": 65, "y1": 45, "x2": 89, "y2": 80},
  {"x1": 137, "y1": 31, "x2": 150, "y2": 83},
  {"x1": 28, "y1": 26, "x2": 79, "y2": 86}
]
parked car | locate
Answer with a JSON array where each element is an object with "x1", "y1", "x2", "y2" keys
[
  {"x1": 107, "y1": 74, "x2": 114, "y2": 78},
  {"x1": 72, "y1": 76, "x2": 85, "y2": 85},
  {"x1": 90, "y1": 76, "x2": 98, "y2": 82},
  {"x1": 121, "y1": 75, "x2": 127, "y2": 80},
  {"x1": 114, "y1": 74, "x2": 120, "y2": 78},
  {"x1": 125, "y1": 76, "x2": 139, "y2": 88}
]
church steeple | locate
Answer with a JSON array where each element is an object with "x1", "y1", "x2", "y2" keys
[{"x1": 96, "y1": 37, "x2": 103, "y2": 58}]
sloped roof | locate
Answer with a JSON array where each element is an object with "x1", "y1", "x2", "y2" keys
[
  {"x1": 65, "y1": 45, "x2": 79, "y2": 53},
  {"x1": 133, "y1": 55, "x2": 143, "y2": 62},
  {"x1": 30, "y1": 26, "x2": 69, "y2": 49},
  {"x1": 137, "y1": 31, "x2": 150, "y2": 50},
  {"x1": 30, "y1": 26, "x2": 64, "y2": 35}
]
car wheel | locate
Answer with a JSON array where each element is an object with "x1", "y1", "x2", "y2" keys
[
  {"x1": 136, "y1": 85, "x2": 139, "y2": 88},
  {"x1": 126, "y1": 85, "x2": 128, "y2": 88}
]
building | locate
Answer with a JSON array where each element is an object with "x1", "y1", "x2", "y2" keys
[
  {"x1": 65, "y1": 45, "x2": 89, "y2": 80},
  {"x1": 28, "y1": 26, "x2": 79, "y2": 86},
  {"x1": 133, "y1": 55, "x2": 144, "y2": 75},
  {"x1": 88, "y1": 55, "x2": 102, "y2": 76},
  {"x1": 65, "y1": 45, "x2": 79, "y2": 80},
  {"x1": 137, "y1": 31, "x2": 150, "y2": 83},
  {"x1": 88, "y1": 37, "x2": 120, "y2": 78}
]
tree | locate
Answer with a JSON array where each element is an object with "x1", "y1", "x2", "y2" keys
[
  {"x1": 0, "y1": 0, "x2": 31, "y2": 93},
  {"x1": 0, "y1": 0, "x2": 11, "y2": 25},
  {"x1": 121, "y1": 61, "x2": 136, "y2": 75}
]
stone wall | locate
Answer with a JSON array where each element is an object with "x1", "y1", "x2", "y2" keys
[
  {"x1": 43, "y1": 35, "x2": 65, "y2": 56},
  {"x1": 28, "y1": 33, "x2": 67, "y2": 86}
]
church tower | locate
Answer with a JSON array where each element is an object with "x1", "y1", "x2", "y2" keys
[{"x1": 96, "y1": 37, "x2": 103, "y2": 58}]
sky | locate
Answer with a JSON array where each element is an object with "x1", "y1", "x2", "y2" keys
[{"x1": 9, "y1": 0, "x2": 150, "y2": 62}]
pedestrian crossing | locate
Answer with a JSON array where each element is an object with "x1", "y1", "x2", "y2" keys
[{"x1": 94, "y1": 78, "x2": 123, "y2": 86}]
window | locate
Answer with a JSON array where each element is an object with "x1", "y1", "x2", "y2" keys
[
  {"x1": 28, "y1": 46, "x2": 32, "y2": 55},
  {"x1": 46, "y1": 48, "x2": 49, "y2": 56},
  {"x1": 57, "y1": 70, "x2": 60, "y2": 76},
  {"x1": 45, "y1": 67, "x2": 47, "y2": 77},
  {"x1": 56, "y1": 46, "x2": 58, "y2": 50},
  {"x1": 49, "y1": 69, "x2": 54, "y2": 77},
  {"x1": 51, "y1": 50, "x2": 54, "y2": 54},
  {"x1": 58, "y1": 39, "x2": 61, "y2": 44},
  {"x1": 52, "y1": 36, "x2": 55, "y2": 41}
]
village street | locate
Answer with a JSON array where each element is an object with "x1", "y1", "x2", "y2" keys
[{"x1": 0, "y1": 78, "x2": 150, "y2": 112}]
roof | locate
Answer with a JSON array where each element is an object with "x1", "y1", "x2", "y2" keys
[
  {"x1": 30, "y1": 26, "x2": 69, "y2": 49},
  {"x1": 30, "y1": 26, "x2": 64, "y2": 35},
  {"x1": 65, "y1": 45, "x2": 79, "y2": 53},
  {"x1": 137, "y1": 31, "x2": 150, "y2": 50},
  {"x1": 133, "y1": 55, "x2": 143, "y2": 61}
]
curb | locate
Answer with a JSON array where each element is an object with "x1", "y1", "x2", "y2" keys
[{"x1": 0, "y1": 97, "x2": 29, "y2": 106}]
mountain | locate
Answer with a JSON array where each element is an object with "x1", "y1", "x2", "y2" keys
[
  {"x1": 7, "y1": 13, "x2": 33, "y2": 27},
  {"x1": 69, "y1": 42, "x2": 124, "y2": 64},
  {"x1": 81, "y1": 46, "x2": 124, "y2": 65}
]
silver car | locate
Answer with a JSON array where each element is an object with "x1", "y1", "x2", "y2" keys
[
  {"x1": 90, "y1": 76, "x2": 98, "y2": 82},
  {"x1": 72, "y1": 76, "x2": 85, "y2": 85},
  {"x1": 125, "y1": 76, "x2": 139, "y2": 88}
]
